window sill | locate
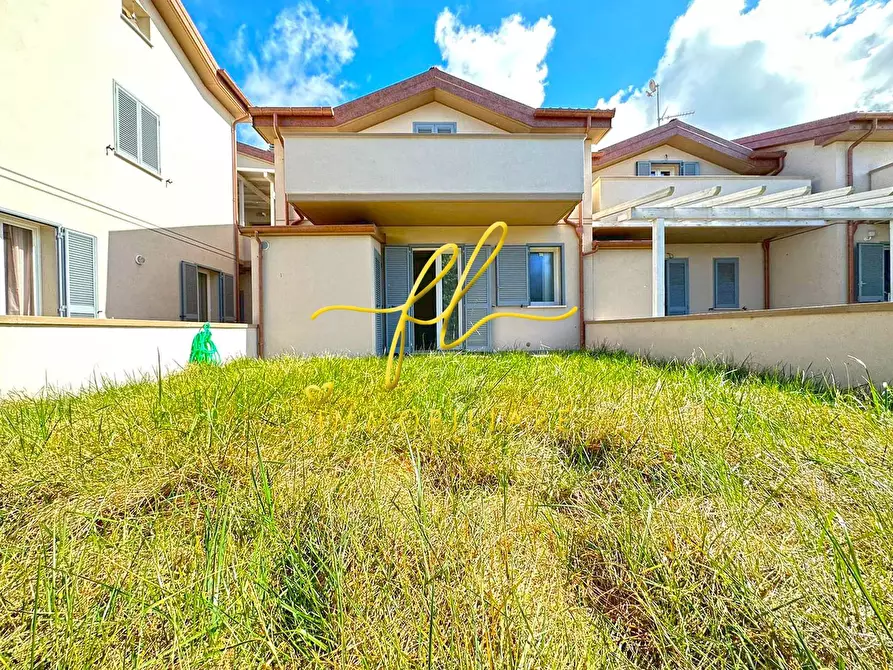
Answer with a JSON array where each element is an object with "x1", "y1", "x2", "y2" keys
[
  {"x1": 526, "y1": 304, "x2": 567, "y2": 309},
  {"x1": 121, "y1": 13, "x2": 152, "y2": 47},
  {"x1": 114, "y1": 150, "x2": 162, "y2": 180}
]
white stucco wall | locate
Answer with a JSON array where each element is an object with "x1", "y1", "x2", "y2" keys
[
  {"x1": 284, "y1": 134, "x2": 585, "y2": 199},
  {"x1": 593, "y1": 145, "x2": 737, "y2": 178},
  {"x1": 0, "y1": 0, "x2": 235, "y2": 319},
  {"x1": 0, "y1": 318, "x2": 256, "y2": 396},
  {"x1": 871, "y1": 164, "x2": 893, "y2": 190},
  {"x1": 770, "y1": 224, "x2": 848, "y2": 308},
  {"x1": 586, "y1": 303, "x2": 893, "y2": 387},
  {"x1": 260, "y1": 235, "x2": 379, "y2": 357},
  {"x1": 360, "y1": 102, "x2": 508, "y2": 134}
]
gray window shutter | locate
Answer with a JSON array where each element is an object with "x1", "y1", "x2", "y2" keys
[
  {"x1": 140, "y1": 105, "x2": 160, "y2": 173},
  {"x1": 384, "y1": 246, "x2": 412, "y2": 353},
  {"x1": 858, "y1": 244, "x2": 886, "y2": 302},
  {"x1": 219, "y1": 273, "x2": 235, "y2": 322},
  {"x1": 666, "y1": 259, "x2": 689, "y2": 315},
  {"x1": 115, "y1": 85, "x2": 140, "y2": 162},
  {"x1": 462, "y1": 245, "x2": 493, "y2": 352},
  {"x1": 180, "y1": 261, "x2": 199, "y2": 321},
  {"x1": 682, "y1": 161, "x2": 701, "y2": 176},
  {"x1": 60, "y1": 229, "x2": 98, "y2": 318},
  {"x1": 713, "y1": 259, "x2": 739, "y2": 309},
  {"x1": 374, "y1": 250, "x2": 385, "y2": 355},
  {"x1": 496, "y1": 245, "x2": 529, "y2": 306},
  {"x1": 635, "y1": 160, "x2": 652, "y2": 176},
  {"x1": 434, "y1": 123, "x2": 456, "y2": 134}
]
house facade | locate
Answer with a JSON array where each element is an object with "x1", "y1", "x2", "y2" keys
[
  {"x1": 0, "y1": 0, "x2": 248, "y2": 322},
  {"x1": 244, "y1": 69, "x2": 613, "y2": 356},
  {"x1": 588, "y1": 114, "x2": 893, "y2": 321}
]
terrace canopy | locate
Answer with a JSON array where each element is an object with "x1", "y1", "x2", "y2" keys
[{"x1": 592, "y1": 185, "x2": 893, "y2": 316}]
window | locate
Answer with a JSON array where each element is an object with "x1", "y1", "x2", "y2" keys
[
  {"x1": 0, "y1": 220, "x2": 41, "y2": 316},
  {"x1": 496, "y1": 245, "x2": 563, "y2": 307},
  {"x1": 413, "y1": 122, "x2": 457, "y2": 134},
  {"x1": 180, "y1": 261, "x2": 236, "y2": 322},
  {"x1": 114, "y1": 82, "x2": 161, "y2": 175},
  {"x1": 121, "y1": 0, "x2": 151, "y2": 43},
  {"x1": 635, "y1": 160, "x2": 700, "y2": 177},
  {"x1": 856, "y1": 243, "x2": 890, "y2": 302},
  {"x1": 713, "y1": 258, "x2": 739, "y2": 309}
]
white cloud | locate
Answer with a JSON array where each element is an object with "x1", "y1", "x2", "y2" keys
[
  {"x1": 232, "y1": 2, "x2": 357, "y2": 108},
  {"x1": 597, "y1": 0, "x2": 893, "y2": 147},
  {"x1": 434, "y1": 9, "x2": 556, "y2": 107}
]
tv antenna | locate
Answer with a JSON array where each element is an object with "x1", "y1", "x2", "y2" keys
[{"x1": 646, "y1": 80, "x2": 694, "y2": 126}]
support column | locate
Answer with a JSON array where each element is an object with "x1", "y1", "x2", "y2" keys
[
  {"x1": 266, "y1": 172, "x2": 276, "y2": 226},
  {"x1": 238, "y1": 177, "x2": 246, "y2": 226},
  {"x1": 652, "y1": 218, "x2": 666, "y2": 317},
  {"x1": 273, "y1": 139, "x2": 287, "y2": 226},
  {"x1": 581, "y1": 138, "x2": 593, "y2": 253}
]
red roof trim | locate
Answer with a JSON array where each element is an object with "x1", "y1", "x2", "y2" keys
[
  {"x1": 237, "y1": 142, "x2": 273, "y2": 163},
  {"x1": 591, "y1": 119, "x2": 780, "y2": 175},
  {"x1": 736, "y1": 112, "x2": 893, "y2": 149},
  {"x1": 250, "y1": 68, "x2": 613, "y2": 131}
]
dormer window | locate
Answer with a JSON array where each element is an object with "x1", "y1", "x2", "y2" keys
[
  {"x1": 413, "y1": 122, "x2": 457, "y2": 134},
  {"x1": 122, "y1": 0, "x2": 151, "y2": 44}
]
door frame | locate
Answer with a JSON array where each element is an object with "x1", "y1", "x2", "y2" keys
[{"x1": 410, "y1": 246, "x2": 463, "y2": 351}]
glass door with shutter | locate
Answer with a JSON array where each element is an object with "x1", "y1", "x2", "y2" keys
[{"x1": 410, "y1": 248, "x2": 462, "y2": 352}]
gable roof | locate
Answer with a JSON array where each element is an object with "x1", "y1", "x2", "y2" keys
[
  {"x1": 250, "y1": 68, "x2": 613, "y2": 142},
  {"x1": 151, "y1": 0, "x2": 250, "y2": 118},
  {"x1": 736, "y1": 112, "x2": 893, "y2": 149},
  {"x1": 237, "y1": 142, "x2": 273, "y2": 163},
  {"x1": 591, "y1": 119, "x2": 783, "y2": 175}
]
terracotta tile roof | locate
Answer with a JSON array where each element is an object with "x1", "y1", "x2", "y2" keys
[
  {"x1": 592, "y1": 119, "x2": 781, "y2": 175},
  {"x1": 237, "y1": 142, "x2": 273, "y2": 163},
  {"x1": 250, "y1": 68, "x2": 613, "y2": 134},
  {"x1": 736, "y1": 112, "x2": 893, "y2": 149}
]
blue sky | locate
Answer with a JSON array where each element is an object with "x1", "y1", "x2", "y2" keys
[{"x1": 185, "y1": 0, "x2": 893, "y2": 146}]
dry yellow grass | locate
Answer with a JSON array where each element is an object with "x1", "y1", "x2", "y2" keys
[{"x1": 0, "y1": 352, "x2": 891, "y2": 668}]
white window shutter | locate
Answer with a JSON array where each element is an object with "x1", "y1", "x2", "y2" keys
[
  {"x1": 140, "y1": 105, "x2": 160, "y2": 173},
  {"x1": 115, "y1": 85, "x2": 140, "y2": 162},
  {"x1": 61, "y1": 229, "x2": 98, "y2": 318}
]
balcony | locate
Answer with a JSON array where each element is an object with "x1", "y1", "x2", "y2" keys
[{"x1": 284, "y1": 134, "x2": 585, "y2": 226}]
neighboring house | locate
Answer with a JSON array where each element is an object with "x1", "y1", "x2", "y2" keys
[
  {"x1": 588, "y1": 115, "x2": 893, "y2": 320},
  {"x1": 0, "y1": 0, "x2": 249, "y2": 323},
  {"x1": 242, "y1": 68, "x2": 613, "y2": 356}
]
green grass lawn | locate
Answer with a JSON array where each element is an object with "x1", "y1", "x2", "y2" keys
[{"x1": 1, "y1": 352, "x2": 892, "y2": 668}]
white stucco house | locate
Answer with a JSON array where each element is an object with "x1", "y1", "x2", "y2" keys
[{"x1": 0, "y1": 0, "x2": 250, "y2": 323}]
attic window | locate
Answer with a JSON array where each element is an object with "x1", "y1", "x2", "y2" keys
[
  {"x1": 122, "y1": 0, "x2": 151, "y2": 43},
  {"x1": 413, "y1": 122, "x2": 457, "y2": 134},
  {"x1": 650, "y1": 162, "x2": 680, "y2": 177}
]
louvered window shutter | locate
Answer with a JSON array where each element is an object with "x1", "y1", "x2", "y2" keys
[
  {"x1": 665, "y1": 259, "x2": 689, "y2": 315},
  {"x1": 180, "y1": 261, "x2": 199, "y2": 321},
  {"x1": 61, "y1": 229, "x2": 97, "y2": 318},
  {"x1": 635, "y1": 161, "x2": 652, "y2": 176},
  {"x1": 140, "y1": 105, "x2": 160, "y2": 173},
  {"x1": 374, "y1": 250, "x2": 385, "y2": 355},
  {"x1": 682, "y1": 161, "x2": 701, "y2": 176},
  {"x1": 713, "y1": 259, "x2": 739, "y2": 309},
  {"x1": 496, "y1": 245, "x2": 529, "y2": 306},
  {"x1": 384, "y1": 246, "x2": 412, "y2": 353},
  {"x1": 857, "y1": 244, "x2": 886, "y2": 302},
  {"x1": 219, "y1": 273, "x2": 236, "y2": 322},
  {"x1": 462, "y1": 245, "x2": 493, "y2": 352},
  {"x1": 115, "y1": 85, "x2": 140, "y2": 162}
]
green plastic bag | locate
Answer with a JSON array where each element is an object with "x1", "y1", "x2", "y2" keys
[{"x1": 189, "y1": 323, "x2": 221, "y2": 365}]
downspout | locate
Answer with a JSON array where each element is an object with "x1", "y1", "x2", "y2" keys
[
  {"x1": 769, "y1": 152, "x2": 785, "y2": 176},
  {"x1": 762, "y1": 239, "x2": 771, "y2": 309},
  {"x1": 231, "y1": 114, "x2": 250, "y2": 321},
  {"x1": 846, "y1": 119, "x2": 878, "y2": 303},
  {"x1": 254, "y1": 232, "x2": 265, "y2": 358}
]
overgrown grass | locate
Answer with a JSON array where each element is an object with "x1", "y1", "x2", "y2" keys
[{"x1": 0, "y1": 351, "x2": 892, "y2": 668}]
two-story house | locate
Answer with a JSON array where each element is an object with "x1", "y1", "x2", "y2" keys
[
  {"x1": 243, "y1": 68, "x2": 613, "y2": 356},
  {"x1": 587, "y1": 114, "x2": 893, "y2": 321},
  {"x1": 0, "y1": 0, "x2": 249, "y2": 323}
]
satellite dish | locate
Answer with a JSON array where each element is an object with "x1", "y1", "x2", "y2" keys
[{"x1": 648, "y1": 79, "x2": 658, "y2": 93}]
